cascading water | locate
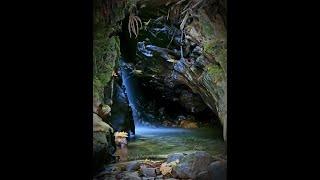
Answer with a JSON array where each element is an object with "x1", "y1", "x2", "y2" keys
[{"x1": 120, "y1": 58, "x2": 144, "y2": 126}]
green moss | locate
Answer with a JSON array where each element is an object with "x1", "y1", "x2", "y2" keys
[
  {"x1": 199, "y1": 10, "x2": 215, "y2": 39},
  {"x1": 93, "y1": 77, "x2": 104, "y2": 102},
  {"x1": 198, "y1": 8, "x2": 227, "y2": 75},
  {"x1": 207, "y1": 64, "x2": 223, "y2": 75},
  {"x1": 215, "y1": 48, "x2": 227, "y2": 73},
  {"x1": 93, "y1": 0, "x2": 129, "y2": 103},
  {"x1": 204, "y1": 39, "x2": 224, "y2": 56},
  {"x1": 93, "y1": 0, "x2": 104, "y2": 26},
  {"x1": 113, "y1": 5, "x2": 126, "y2": 22},
  {"x1": 93, "y1": 22, "x2": 121, "y2": 101},
  {"x1": 126, "y1": 0, "x2": 137, "y2": 11},
  {"x1": 94, "y1": 0, "x2": 127, "y2": 27},
  {"x1": 201, "y1": 20, "x2": 215, "y2": 39},
  {"x1": 203, "y1": 38, "x2": 227, "y2": 75},
  {"x1": 203, "y1": 40, "x2": 214, "y2": 55}
]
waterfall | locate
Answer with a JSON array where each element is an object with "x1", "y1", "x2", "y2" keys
[{"x1": 120, "y1": 57, "x2": 142, "y2": 126}]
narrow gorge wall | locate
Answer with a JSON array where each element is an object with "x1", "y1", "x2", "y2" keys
[{"x1": 93, "y1": 0, "x2": 133, "y2": 102}]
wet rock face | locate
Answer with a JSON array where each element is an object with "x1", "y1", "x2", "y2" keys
[
  {"x1": 93, "y1": 0, "x2": 135, "y2": 173},
  {"x1": 179, "y1": 90, "x2": 207, "y2": 113},
  {"x1": 110, "y1": 76, "x2": 135, "y2": 134},
  {"x1": 132, "y1": 0, "x2": 227, "y2": 140}
]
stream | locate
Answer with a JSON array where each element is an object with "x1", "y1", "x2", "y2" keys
[{"x1": 127, "y1": 126, "x2": 225, "y2": 161}]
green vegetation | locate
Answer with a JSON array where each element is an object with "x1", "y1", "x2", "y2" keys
[
  {"x1": 200, "y1": 15, "x2": 215, "y2": 39},
  {"x1": 203, "y1": 38, "x2": 226, "y2": 75},
  {"x1": 207, "y1": 64, "x2": 223, "y2": 77},
  {"x1": 93, "y1": 24, "x2": 121, "y2": 101},
  {"x1": 93, "y1": 0, "x2": 128, "y2": 101}
]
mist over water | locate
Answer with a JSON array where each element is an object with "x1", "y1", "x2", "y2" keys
[{"x1": 135, "y1": 126, "x2": 192, "y2": 135}]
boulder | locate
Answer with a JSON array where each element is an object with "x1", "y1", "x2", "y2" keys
[
  {"x1": 126, "y1": 161, "x2": 142, "y2": 171},
  {"x1": 167, "y1": 151, "x2": 214, "y2": 179},
  {"x1": 195, "y1": 171, "x2": 210, "y2": 180},
  {"x1": 93, "y1": 113, "x2": 116, "y2": 174},
  {"x1": 112, "y1": 171, "x2": 141, "y2": 180},
  {"x1": 207, "y1": 160, "x2": 227, "y2": 180},
  {"x1": 142, "y1": 177, "x2": 155, "y2": 180},
  {"x1": 141, "y1": 166, "x2": 157, "y2": 177},
  {"x1": 155, "y1": 175, "x2": 163, "y2": 179},
  {"x1": 122, "y1": 171, "x2": 142, "y2": 180},
  {"x1": 166, "y1": 153, "x2": 185, "y2": 163}
]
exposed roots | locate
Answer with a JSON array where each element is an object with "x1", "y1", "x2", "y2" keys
[{"x1": 128, "y1": 13, "x2": 142, "y2": 39}]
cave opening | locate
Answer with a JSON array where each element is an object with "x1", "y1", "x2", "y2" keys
[
  {"x1": 93, "y1": 0, "x2": 227, "y2": 178},
  {"x1": 111, "y1": 2, "x2": 222, "y2": 133}
]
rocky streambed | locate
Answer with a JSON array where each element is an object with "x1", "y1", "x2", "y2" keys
[
  {"x1": 94, "y1": 127, "x2": 226, "y2": 180},
  {"x1": 95, "y1": 151, "x2": 226, "y2": 180}
]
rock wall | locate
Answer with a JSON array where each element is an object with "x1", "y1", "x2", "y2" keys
[
  {"x1": 93, "y1": 96, "x2": 116, "y2": 174},
  {"x1": 109, "y1": 74, "x2": 135, "y2": 134},
  {"x1": 93, "y1": 0, "x2": 133, "y2": 103},
  {"x1": 93, "y1": 0, "x2": 133, "y2": 173},
  {"x1": 176, "y1": 5, "x2": 227, "y2": 141},
  {"x1": 93, "y1": 113, "x2": 115, "y2": 173},
  {"x1": 134, "y1": 0, "x2": 227, "y2": 140}
]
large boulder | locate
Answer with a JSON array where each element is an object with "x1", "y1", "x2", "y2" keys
[
  {"x1": 193, "y1": 160, "x2": 228, "y2": 180},
  {"x1": 194, "y1": 160, "x2": 227, "y2": 180},
  {"x1": 167, "y1": 151, "x2": 215, "y2": 179},
  {"x1": 93, "y1": 113, "x2": 116, "y2": 174},
  {"x1": 207, "y1": 160, "x2": 227, "y2": 180},
  {"x1": 121, "y1": 171, "x2": 141, "y2": 180}
]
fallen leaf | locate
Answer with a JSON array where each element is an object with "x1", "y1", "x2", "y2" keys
[{"x1": 160, "y1": 162, "x2": 172, "y2": 175}]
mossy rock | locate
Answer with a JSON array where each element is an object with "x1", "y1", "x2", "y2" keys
[
  {"x1": 203, "y1": 39, "x2": 227, "y2": 75},
  {"x1": 199, "y1": 10, "x2": 215, "y2": 40},
  {"x1": 206, "y1": 64, "x2": 223, "y2": 77},
  {"x1": 167, "y1": 151, "x2": 215, "y2": 179},
  {"x1": 93, "y1": 114, "x2": 116, "y2": 173},
  {"x1": 93, "y1": 25, "x2": 121, "y2": 101},
  {"x1": 93, "y1": 77, "x2": 104, "y2": 102}
]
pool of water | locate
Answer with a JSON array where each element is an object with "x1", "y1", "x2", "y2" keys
[{"x1": 126, "y1": 126, "x2": 225, "y2": 161}]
